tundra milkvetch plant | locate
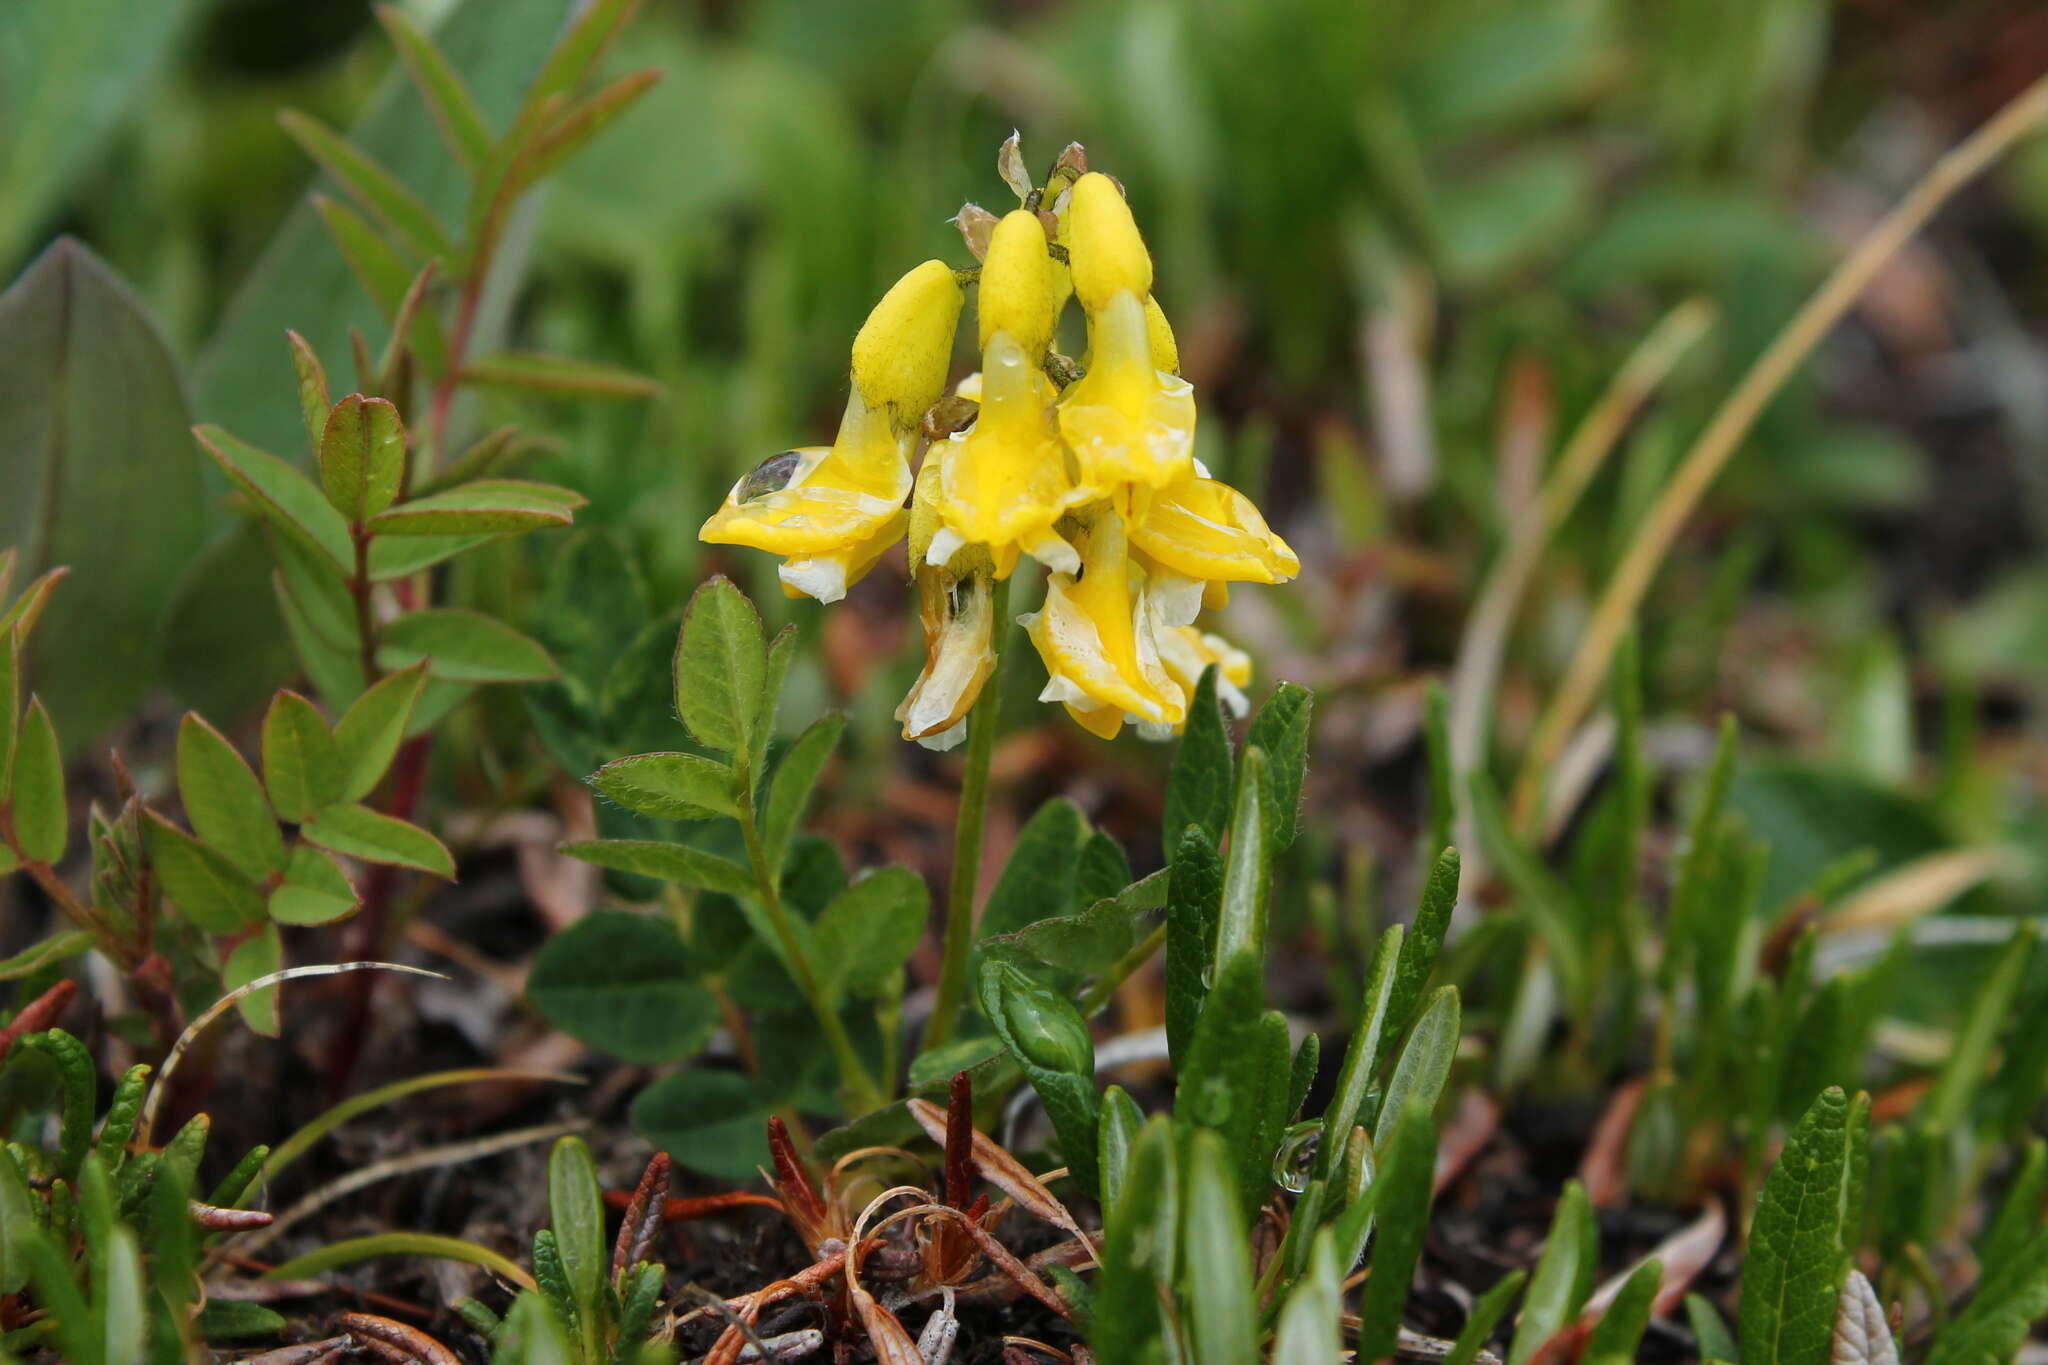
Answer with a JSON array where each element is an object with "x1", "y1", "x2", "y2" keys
[{"x1": 701, "y1": 140, "x2": 1296, "y2": 748}]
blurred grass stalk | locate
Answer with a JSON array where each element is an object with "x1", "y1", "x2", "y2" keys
[{"x1": 1509, "y1": 70, "x2": 2048, "y2": 834}]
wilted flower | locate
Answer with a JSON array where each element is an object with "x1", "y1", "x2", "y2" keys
[{"x1": 700, "y1": 139, "x2": 1296, "y2": 746}]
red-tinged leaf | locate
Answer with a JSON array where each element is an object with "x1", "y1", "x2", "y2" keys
[
  {"x1": 320, "y1": 394, "x2": 407, "y2": 523},
  {"x1": 366, "y1": 482, "x2": 576, "y2": 536},
  {"x1": 278, "y1": 110, "x2": 455, "y2": 262},
  {"x1": 374, "y1": 4, "x2": 493, "y2": 173},
  {"x1": 194, "y1": 424, "x2": 354, "y2": 572}
]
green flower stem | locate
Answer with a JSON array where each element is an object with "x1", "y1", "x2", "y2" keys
[
  {"x1": 734, "y1": 791, "x2": 881, "y2": 1114},
  {"x1": 924, "y1": 574, "x2": 1011, "y2": 1050},
  {"x1": 1078, "y1": 921, "x2": 1167, "y2": 1018}
]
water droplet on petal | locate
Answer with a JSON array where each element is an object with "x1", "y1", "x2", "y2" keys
[{"x1": 738, "y1": 450, "x2": 803, "y2": 502}]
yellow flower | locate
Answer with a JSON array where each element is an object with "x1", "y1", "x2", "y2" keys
[
  {"x1": 930, "y1": 212, "x2": 1085, "y2": 576},
  {"x1": 1129, "y1": 469, "x2": 1300, "y2": 585},
  {"x1": 1022, "y1": 509, "x2": 1184, "y2": 740},
  {"x1": 1159, "y1": 625, "x2": 1254, "y2": 720},
  {"x1": 701, "y1": 261, "x2": 961, "y2": 602},
  {"x1": 898, "y1": 466, "x2": 997, "y2": 749},
  {"x1": 1057, "y1": 175, "x2": 1194, "y2": 499}
]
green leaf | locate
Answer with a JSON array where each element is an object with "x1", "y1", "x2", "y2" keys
[
  {"x1": 195, "y1": 0, "x2": 569, "y2": 455},
  {"x1": 195, "y1": 424, "x2": 354, "y2": 572},
  {"x1": 375, "y1": 3, "x2": 493, "y2": 172},
  {"x1": 751, "y1": 625, "x2": 796, "y2": 778},
  {"x1": 0, "y1": 241, "x2": 207, "y2": 746},
  {"x1": 1316, "y1": 924, "x2": 1403, "y2": 1184},
  {"x1": 761, "y1": 714, "x2": 843, "y2": 870},
  {"x1": 1446, "y1": 1271, "x2": 1528, "y2": 1365},
  {"x1": 368, "y1": 479, "x2": 580, "y2": 535},
  {"x1": 1165, "y1": 825, "x2": 1223, "y2": 1070},
  {"x1": 1357, "y1": 1100, "x2": 1439, "y2": 1363},
  {"x1": 378, "y1": 608, "x2": 556, "y2": 682},
  {"x1": 143, "y1": 812, "x2": 265, "y2": 932},
  {"x1": 277, "y1": 109, "x2": 455, "y2": 263},
  {"x1": 0, "y1": 931, "x2": 91, "y2": 980},
  {"x1": 673, "y1": 577, "x2": 766, "y2": 755},
  {"x1": 546, "y1": 1135, "x2": 607, "y2": 1324},
  {"x1": 559, "y1": 839, "x2": 753, "y2": 897},
  {"x1": 1738, "y1": 1087, "x2": 1861, "y2": 1365},
  {"x1": 264, "y1": 1233, "x2": 533, "y2": 1291},
  {"x1": 1584, "y1": 1258, "x2": 1662, "y2": 1361},
  {"x1": 1507, "y1": 1181, "x2": 1598, "y2": 1365},
  {"x1": 268, "y1": 844, "x2": 360, "y2": 925},
  {"x1": 591, "y1": 752, "x2": 739, "y2": 822},
  {"x1": 7, "y1": 696, "x2": 66, "y2": 862},
  {"x1": 814, "y1": 869, "x2": 929, "y2": 1003},
  {"x1": 226, "y1": 924, "x2": 284, "y2": 1037},
  {"x1": 1424, "y1": 679, "x2": 1455, "y2": 856},
  {"x1": 262, "y1": 690, "x2": 344, "y2": 823},
  {"x1": 197, "y1": 1300, "x2": 289, "y2": 1341},
  {"x1": 1689, "y1": 1294, "x2": 1740, "y2": 1363},
  {"x1": 979, "y1": 875, "x2": 1166, "y2": 977},
  {"x1": 177, "y1": 713, "x2": 286, "y2": 879},
  {"x1": 1092, "y1": 1117, "x2": 1174, "y2": 1360},
  {"x1": 1176, "y1": 954, "x2": 1292, "y2": 1220},
  {"x1": 980, "y1": 960, "x2": 1100, "y2": 1193},
  {"x1": 1376, "y1": 987, "x2": 1461, "y2": 1148},
  {"x1": 1165, "y1": 666, "x2": 1232, "y2": 854},
  {"x1": 462, "y1": 350, "x2": 661, "y2": 399},
  {"x1": 1977, "y1": 1138, "x2": 2046, "y2": 1273},
  {"x1": 978, "y1": 799, "x2": 1091, "y2": 941},
  {"x1": 1389, "y1": 846, "x2": 1460, "y2": 1040},
  {"x1": 1244, "y1": 683, "x2": 1312, "y2": 854},
  {"x1": 1214, "y1": 747, "x2": 1270, "y2": 975},
  {"x1": 632, "y1": 1070, "x2": 773, "y2": 1185},
  {"x1": 302, "y1": 803, "x2": 454, "y2": 878},
  {"x1": 1181, "y1": 1131, "x2": 1257, "y2": 1365},
  {"x1": 333, "y1": 663, "x2": 426, "y2": 802},
  {"x1": 1920, "y1": 922, "x2": 2037, "y2": 1132},
  {"x1": 1273, "y1": 1229, "x2": 1343, "y2": 1365},
  {"x1": 287, "y1": 330, "x2": 332, "y2": 450},
  {"x1": 1925, "y1": 1227, "x2": 2048, "y2": 1365},
  {"x1": 527, "y1": 911, "x2": 719, "y2": 1063},
  {"x1": 318, "y1": 393, "x2": 407, "y2": 522}
]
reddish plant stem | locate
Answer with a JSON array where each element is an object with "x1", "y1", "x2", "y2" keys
[
  {"x1": 322, "y1": 735, "x2": 433, "y2": 1096},
  {"x1": 0, "y1": 979, "x2": 77, "y2": 1065}
]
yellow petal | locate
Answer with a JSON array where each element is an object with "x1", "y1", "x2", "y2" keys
[
  {"x1": 1145, "y1": 294, "x2": 1180, "y2": 376},
  {"x1": 851, "y1": 260, "x2": 963, "y2": 421},
  {"x1": 934, "y1": 330, "x2": 1085, "y2": 573},
  {"x1": 1057, "y1": 290, "x2": 1194, "y2": 493},
  {"x1": 1023, "y1": 512, "x2": 1183, "y2": 726},
  {"x1": 977, "y1": 211, "x2": 1059, "y2": 358},
  {"x1": 1068, "y1": 173, "x2": 1152, "y2": 311},
  {"x1": 777, "y1": 509, "x2": 907, "y2": 603},
  {"x1": 1129, "y1": 473, "x2": 1299, "y2": 584},
  {"x1": 701, "y1": 390, "x2": 913, "y2": 598},
  {"x1": 1159, "y1": 625, "x2": 1254, "y2": 718},
  {"x1": 897, "y1": 568, "x2": 997, "y2": 742}
]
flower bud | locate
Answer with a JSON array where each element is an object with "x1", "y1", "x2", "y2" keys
[
  {"x1": 977, "y1": 211, "x2": 1059, "y2": 357},
  {"x1": 1068, "y1": 172, "x2": 1152, "y2": 311},
  {"x1": 851, "y1": 260, "x2": 963, "y2": 421},
  {"x1": 985, "y1": 961, "x2": 1094, "y2": 1077}
]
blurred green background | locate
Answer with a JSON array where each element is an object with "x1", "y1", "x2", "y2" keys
[{"x1": 7, "y1": 0, "x2": 2048, "y2": 943}]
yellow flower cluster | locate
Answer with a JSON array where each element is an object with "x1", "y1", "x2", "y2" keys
[{"x1": 702, "y1": 142, "x2": 1296, "y2": 747}]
